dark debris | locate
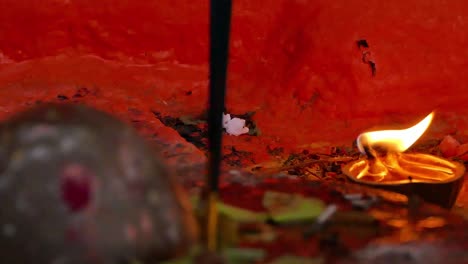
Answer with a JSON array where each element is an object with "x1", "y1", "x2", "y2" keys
[
  {"x1": 281, "y1": 148, "x2": 355, "y2": 181},
  {"x1": 57, "y1": 95, "x2": 69, "y2": 101},
  {"x1": 356, "y1": 39, "x2": 369, "y2": 49},
  {"x1": 152, "y1": 111, "x2": 208, "y2": 151},
  {"x1": 266, "y1": 145, "x2": 284, "y2": 156},
  {"x1": 356, "y1": 39, "x2": 377, "y2": 77},
  {"x1": 72, "y1": 87, "x2": 92, "y2": 98},
  {"x1": 223, "y1": 146, "x2": 255, "y2": 167}
]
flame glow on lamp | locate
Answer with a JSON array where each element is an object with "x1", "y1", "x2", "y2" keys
[
  {"x1": 343, "y1": 112, "x2": 465, "y2": 208},
  {"x1": 356, "y1": 112, "x2": 434, "y2": 154},
  {"x1": 347, "y1": 112, "x2": 461, "y2": 183}
]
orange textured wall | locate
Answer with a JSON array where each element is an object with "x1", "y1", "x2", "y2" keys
[{"x1": 1, "y1": 0, "x2": 468, "y2": 157}]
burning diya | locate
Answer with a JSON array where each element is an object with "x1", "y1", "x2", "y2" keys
[{"x1": 343, "y1": 112, "x2": 465, "y2": 209}]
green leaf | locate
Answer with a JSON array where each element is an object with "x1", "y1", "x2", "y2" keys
[
  {"x1": 159, "y1": 256, "x2": 192, "y2": 264},
  {"x1": 190, "y1": 195, "x2": 267, "y2": 222},
  {"x1": 218, "y1": 202, "x2": 268, "y2": 222},
  {"x1": 269, "y1": 255, "x2": 324, "y2": 264},
  {"x1": 223, "y1": 247, "x2": 266, "y2": 264},
  {"x1": 263, "y1": 191, "x2": 325, "y2": 223}
]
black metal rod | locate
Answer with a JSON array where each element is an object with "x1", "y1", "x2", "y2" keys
[{"x1": 207, "y1": 0, "x2": 232, "y2": 192}]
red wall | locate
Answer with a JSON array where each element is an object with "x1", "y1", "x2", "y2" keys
[{"x1": 1, "y1": 0, "x2": 468, "y2": 155}]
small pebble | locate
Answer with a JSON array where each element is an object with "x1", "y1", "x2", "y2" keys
[
  {"x1": 439, "y1": 135, "x2": 460, "y2": 158},
  {"x1": 343, "y1": 193, "x2": 363, "y2": 200},
  {"x1": 304, "y1": 204, "x2": 338, "y2": 237},
  {"x1": 317, "y1": 204, "x2": 338, "y2": 224},
  {"x1": 351, "y1": 196, "x2": 379, "y2": 210},
  {"x1": 456, "y1": 143, "x2": 468, "y2": 161}
]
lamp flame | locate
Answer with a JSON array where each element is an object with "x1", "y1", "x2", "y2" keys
[
  {"x1": 357, "y1": 112, "x2": 434, "y2": 154},
  {"x1": 347, "y1": 112, "x2": 460, "y2": 183}
]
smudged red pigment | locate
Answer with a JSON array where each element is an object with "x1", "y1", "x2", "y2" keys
[
  {"x1": 1, "y1": 0, "x2": 468, "y2": 148},
  {"x1": 60, "y1": 163, "x2": 93, "y2": 212},
  {"x1": 125, "y1": 224, "x2": 138, "y2": 242},
  {"x1": 0, "y1": 2, "x2": 467, "y2": 261},
  {"x1": 140, "y1": 211, "x2": 153, "y2": 234},
  {"x1": 0, "y1": 0, "x2": 468, "y2": 207}
]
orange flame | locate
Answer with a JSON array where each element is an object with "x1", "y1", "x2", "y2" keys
[
  {"x1": 356, "y1": 112, "x2": 434, "y2": 154},
  {"x1": 347, "y1": 112, "x2": 460, "y2": 183}
]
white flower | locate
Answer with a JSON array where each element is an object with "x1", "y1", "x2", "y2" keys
[
  {"x1": 223, "y1": 113, "x2": 232, "y2": 127},
  {"x1": 222, "y1": 113, "x2": 249, "y2": 136}
]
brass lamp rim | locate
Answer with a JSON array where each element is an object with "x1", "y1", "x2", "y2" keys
[
  {"x1": 342, "y1": 158, "x2": 465, "y2": 186},
  {"x1": 342, "y1": 157, "x2": 466, "y2": 209}
]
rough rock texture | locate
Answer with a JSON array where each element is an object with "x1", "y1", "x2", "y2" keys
[{"x1": 0, "y1": 104, "x2": 198, "y2": 263}]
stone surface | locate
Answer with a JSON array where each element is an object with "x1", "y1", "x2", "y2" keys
[
  {"x1": 0, "y1": 1, "x2": 468, "y2": 261},
  {"x1": 0, "y1": 104, "x2": 198, "y2": 263}
]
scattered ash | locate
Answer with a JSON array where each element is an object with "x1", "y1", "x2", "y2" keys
[
  {"x1": 330, "y1": 145, "x2": 360, "y2": 156},
  {"x1": 266, "y1": 145, "x2": 284, "y2": 156},
  {"x1": 280, "y1": 146, "x2": 360, "y2": 181},
  {"x1": 277, "y1": 139, "x2": 452, "y2": 184},
  {"x1": 222, "y1": 146, "x2": 255, "y2": 167},
  {"x1": 54, "y1": 87, "x2": 100, "y2": 104},
  {"x1": 151, "y1": 110, "x2": 259, "y2": 154},
  {"x1": 152, "y1": 111, "x2": 208, "y2": 151}
]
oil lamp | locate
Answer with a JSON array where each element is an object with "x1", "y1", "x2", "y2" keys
[{"x1": 343, "y1": 112, "x2": 466, "y2": 208}]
